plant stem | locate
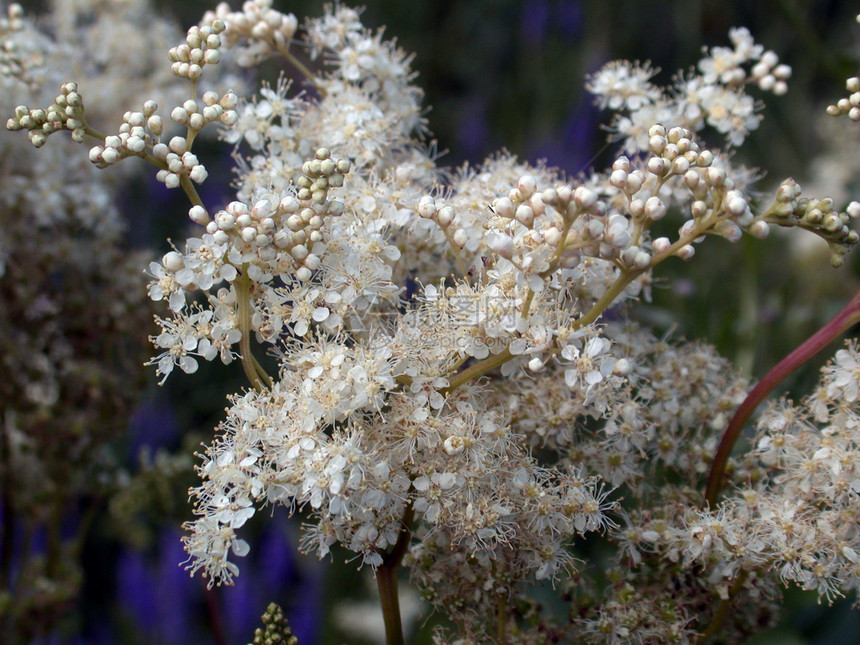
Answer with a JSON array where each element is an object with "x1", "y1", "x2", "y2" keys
[
  {"x1": 204, "y1": 584, "x2": 228, "y2": 645},
  {"x1": 441, "y1": 209, "x2": 717, "y2": 396},
  {"x1": 377, "y1": 504, "x2": 414, "y2": 645},
  {"x1": 235, "y1": 271, "x2": 271, "y2": 391},
  {"x1": 179, "y1": 174, "x2": 205, "y2": 209},
  {"x1": 443, "y1": 348, "x2": 512, "y2": 394},
  {"x1": 83, "y1": 124, "x2": 107, "y2": 140},
  {"x1": 696, "y1": 570, "x2": 749, "y2": 642},
  {"x1": 377, "y1": 560, "x2": 404, "y2": 645},
  {"x1": 571, "y1": 269, "x2": 639, "y2": 330},
  {"x1": 443, "y1": 268, "x2": 642, "y2": 394},
  {"x1": 704, "y1": 288, "x2": 860, "y2": 507},
  {"x1": 496, "y1": 593, "x2": 507, "y2": 643}
]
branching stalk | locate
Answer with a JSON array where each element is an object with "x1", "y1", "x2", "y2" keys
[
  {"x1": 704, "y1": 288, "x2": 860, "y2": 507},
  {"x1": 443, "y1": 268, "x2": 642, "y2": 394},
  {"x1": 235, "y1": 271, "x2": 272, "y2": 391},
  {"x1": 571, "y1": 268, "x2": 640, "y2": 331},
  {"x1": 441, "y1": 210, "x2": 718, "y2": 396},
  {"x1": 443, "y1": 348, "x2": 513, "y2": 394},
  {"x1": 178, "y1": 174, "x2": 205, "y2": 209},
  {"x1": 82, "y1": 124, "x2": 107, "y2": 140}
]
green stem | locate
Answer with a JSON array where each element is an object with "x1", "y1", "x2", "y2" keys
[
  {"x1": 84, "y1": 117, "x2": 206, "y2": 212},
  {"x1": 179, "y1": 175, "x2": 205, "y2": 209},
  {"x1": 83, "y1": 124, "x2": 107, "y2": 140},
  {"x1": 235, "y1": 271, "x2": 271, "y2": 391},
  {"x1": 704, "y1": 288, "x2": 860, "y2": 507},
  {"x1": 250, "y1": 352, "x2": 272, "y2": 388},
  {"x1": 496, "y1": 593, "x2": 507, "y2": 643},
  {"x1": 443, "y1": 269, "x2": 641, "y2": 394},
  {"x1": 572, "y1": 269, "x2": 639, "y2": 330},
  {"x1": 539, "y1": 208, "x2": 580, "y2": 279},
  {"x1": 521, "y1": 287, "x2": 535, "y2": 318},
  {"x1": 443, "y1": 348, "x2": 512, "y2": 394}
]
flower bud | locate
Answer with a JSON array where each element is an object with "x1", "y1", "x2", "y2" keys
[{"x1": 162, "y1": 251, "x2": 184, "y2": 271}]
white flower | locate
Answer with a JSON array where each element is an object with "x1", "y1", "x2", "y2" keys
[
  {"x1": 698, "y1": 45, "x2": 742, "y2": 85},
  {"x1": 562, "y1": 335, "x2": 615, "y2": 396},
  {"x1": 587, "y1": 61, "x2": 661, "y2": 111},
  {"x1": 826, "y1": 347, "x2": 860, "y2": 403},
  {"x1": 147, "y1": 261, "x2": 187, "y2": 312},
  {"x1": 148, "y1": 319, "x2": 200, "y2": 384}
]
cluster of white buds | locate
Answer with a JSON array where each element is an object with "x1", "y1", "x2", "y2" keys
[
  {"x1": 605, "y1": 158, "x2": 660, "y2": 268},
  {"x1": 168, "y1": 20, "x2": 227, "y2": 81},
  {"x1": 171, "y1": 90, "x2": 239, "y2": 132},
  {"x1": 416, "y1": 195, "x2": 456, "y2": 229},
  {"x1": 298, "y1": 149, "x2": 350, "y2": 204},
  {"x1": 85, "y1": 91, "x2": 237, "y2": 185},
  {"x1": 826, "y1": 76, "x2": 860, "y2": 122},
  {"x1": 86, "y1": 109, "x2": 203, "y2": 189},
  {"x1": 7, "y1": 81, "x2": 87, "y2": 146},
  {"x1": 749, "y1": 50, "x2": 792, "y2": 95},
  {"x1": 642, "y1": 125, "x2": 756, "y2": 260},
  {"x1": 643, "y1": 125, "x2": 715, "y2": 182},
  {"x1": 87, "y1": 100, "x2": 158, "y2": 167},
  {"x1": 765, "y1": 178, "x2": 860, "y2": 266},
  {"x1": 487, "y1": 175, "x2": 606, "y2": 271},
  {"x1": 203, "y1": 148, "x2": 349, "y2": 281},
  {"x1": 201, "y1": 0, "x2": 299, "y2": 65},
  {"x1": 153, "y1": 136, "x2": 208, "y2": 188}
]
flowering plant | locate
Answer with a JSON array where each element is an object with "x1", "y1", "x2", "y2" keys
[{"x1": 6, "y1": 1, "x2": 860, "y2": 643}]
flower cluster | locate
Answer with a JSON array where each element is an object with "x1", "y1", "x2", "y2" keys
[
  {"x1": 6, "y1": 80, "x2": 87, "y2": 145},
  {"x1": 203, "y1": 0, "x2": 298, "y2": 67},
  {"x1": 828, "y1": 73, "x2": 860, "y2": 122},
  {"x1": 597, "y1": 339, "x2": 860, "y2": 643},
  {"x1": 588, "y1": 26, "x2": 790, "y2": 150},
  {"x1": 7, "y1": 1, "x2": 860, "y2": 643}
]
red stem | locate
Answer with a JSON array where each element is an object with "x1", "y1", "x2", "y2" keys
[
  {"x1": 704, "y1": 288, "x2": 860, "y2": 507},
  {"x1": 204, "y1": 583, "x2": 228, "y2": 645}
]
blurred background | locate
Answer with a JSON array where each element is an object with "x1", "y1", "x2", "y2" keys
[{"x1": 7, "y1": 0, "x2": 860, "y2": 643}]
